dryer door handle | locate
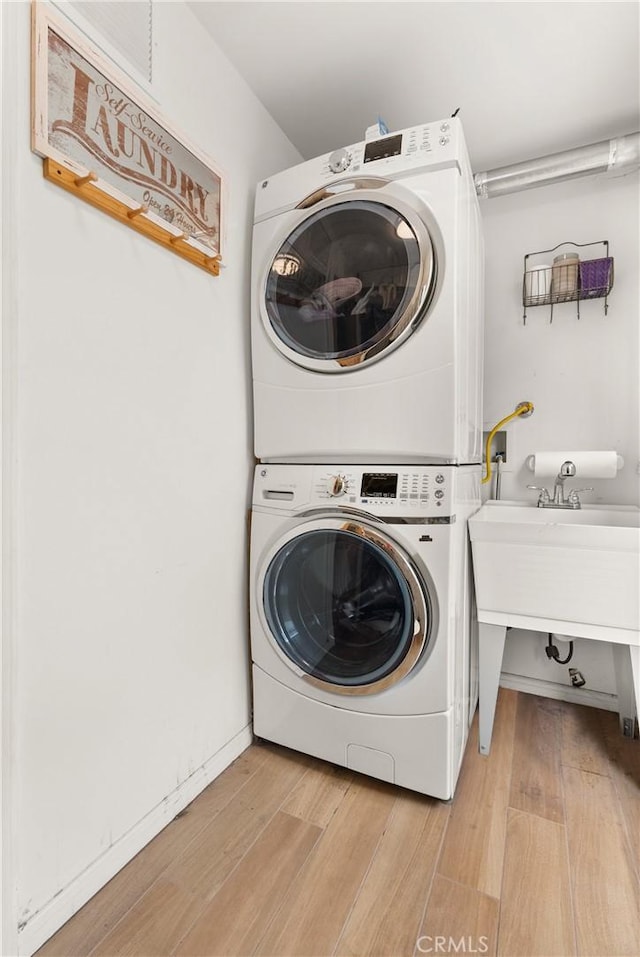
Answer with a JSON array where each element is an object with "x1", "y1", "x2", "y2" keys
[{"x1": 297, "y1": 177, "x2": 388, "y2": 209}]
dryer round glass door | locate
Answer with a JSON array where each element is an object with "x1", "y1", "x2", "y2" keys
[
  {"x1": 262, "y1": 521, "x2": 432, "y2": 695},
  {"x1": 264, "y1": 196, "x2": 436, "y2": 372}
]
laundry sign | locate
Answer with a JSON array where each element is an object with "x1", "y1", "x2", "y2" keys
[{"x1": 32, "y1": 1, "x2": 223, "y2": 259}]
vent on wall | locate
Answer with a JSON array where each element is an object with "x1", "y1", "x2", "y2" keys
[{"x1": 52, "y1": 0, "x2": 153, "y2": 84}]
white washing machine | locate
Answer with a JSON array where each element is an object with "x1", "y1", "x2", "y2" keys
[
  {"x1": 251, "y1": 117, "x2": 484, "y2": 465},
  {"x1": 250, "y1": 463, "x2": 480, "y2": 800}
]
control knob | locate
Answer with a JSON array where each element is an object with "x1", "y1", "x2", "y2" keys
[
  {"x1": 327, "y1": 474, "x2": 347, "y2": 497},
  {"x1": 328, "y1": 148, "x2": 352, "y2": 174}
]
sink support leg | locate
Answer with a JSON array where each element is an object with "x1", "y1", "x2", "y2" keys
[
  {"x1": 478, "y1": 622, "x2": 507, "y2": 756},
  {"x1": 612, "y1": 643, "x2": 640, "y2": 738}
]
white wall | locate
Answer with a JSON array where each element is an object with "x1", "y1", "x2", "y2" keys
[
  {"x1": 2, "y1": 2, "x2": 300, "y2": 953},
  {"x1": 480, "y1": 170, "x2": 639, "y2": 705}
]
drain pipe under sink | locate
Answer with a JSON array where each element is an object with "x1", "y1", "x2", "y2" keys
[{"x1": 494, "y1": 453, "x2": 504, "y2": 500}]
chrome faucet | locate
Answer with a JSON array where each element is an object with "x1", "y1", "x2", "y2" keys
[
  {"x1": 527, "y1": 460, "x2": 593, "y2": 509},
  {"x1": 553, "y1": 460, "x2": 575, "y2": 504}
]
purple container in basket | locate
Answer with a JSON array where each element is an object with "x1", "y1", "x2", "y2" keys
[{"x1": 579, "y1": 257, "x2": 613, "y2": 298}]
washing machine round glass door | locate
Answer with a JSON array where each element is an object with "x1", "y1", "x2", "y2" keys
[
  {"x1": 262, "y1": 519, "x2": 433, "y2": 695},
  {"x1": 263, "y1": 190, "x2": 437, "y2": 372}
]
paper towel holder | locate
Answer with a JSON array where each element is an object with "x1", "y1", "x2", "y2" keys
[{"x1": 526, "y1": 453, "x2": 625, "y2": 472}]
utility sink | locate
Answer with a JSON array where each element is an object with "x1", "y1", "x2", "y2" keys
[{"x1": 469, "y1": 501, "x2": 640, "y2": 634}]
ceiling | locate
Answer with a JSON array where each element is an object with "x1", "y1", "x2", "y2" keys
[{"x1": 187, "y1": 1, "x2": 640, "y2": 173}]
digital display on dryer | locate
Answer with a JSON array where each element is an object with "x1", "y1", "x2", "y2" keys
[
  {"x1": 361, "y1": 473, "x2": 398, "y2": 498},
  {"x1": 364, "y1": 134, "x2": 403, "y2": 163}
]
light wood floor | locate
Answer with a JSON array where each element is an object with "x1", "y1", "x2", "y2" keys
[{"x1": 37, "y1": 689, "x2": 640, "y2": 957}]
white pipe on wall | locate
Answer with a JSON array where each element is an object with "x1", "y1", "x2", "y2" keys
[{"x1": 474, "y1": 132, "x2": 640, "y2": 198}]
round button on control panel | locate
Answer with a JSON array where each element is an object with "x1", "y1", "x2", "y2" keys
[
  {"x1": 327, "y1": 474, "x2": 347, "y2": 497},
  {"x1": 328, "y1": 148, "x2": 352, "y2": 174}
]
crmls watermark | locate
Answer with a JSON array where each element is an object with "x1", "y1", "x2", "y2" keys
[{"x1": 416, "y1": 936, "x2": 490, "y2": 954}]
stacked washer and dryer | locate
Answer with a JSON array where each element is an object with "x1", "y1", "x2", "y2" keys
[{"x1": 249, "y1": 118, "x2": 484, "y2": 799}]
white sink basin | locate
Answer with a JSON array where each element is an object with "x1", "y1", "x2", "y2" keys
[{"x1": 469, "y1": 501, "x2": 640, "y2": 633}]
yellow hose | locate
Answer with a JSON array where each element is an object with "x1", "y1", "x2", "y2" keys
[{"x1": 481, "y1": 402, "x2": 534, "y2": 485}]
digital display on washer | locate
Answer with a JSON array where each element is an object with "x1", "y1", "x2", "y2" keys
[
  {"x1": 363, "y1": 134, "x2": 403, "y2": 164},
  {"x1": 361, "y1": 473, "x2": 398, "y2": 498}
]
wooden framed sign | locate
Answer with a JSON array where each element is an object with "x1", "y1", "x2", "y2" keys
[{"x1": 31, "y1": 1, "x2": 223, "y2": 272}]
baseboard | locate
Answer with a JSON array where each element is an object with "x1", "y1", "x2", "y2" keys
[
  {"x1": 18, "y1": 724, "x2": 253, "y2": 957},
  {"x1": 499, "y1": 672, "x2": 619, "y2": 712}
]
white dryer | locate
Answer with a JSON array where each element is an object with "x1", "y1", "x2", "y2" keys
[
  {"x1": 250, "y1": 463, "x2": 480, "y2": 800},
  {"x1": 251, "y1": 117, "x2": 484, "y2": 465}
]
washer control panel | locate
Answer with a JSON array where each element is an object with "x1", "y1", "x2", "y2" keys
[
  {"x1": 311, "y1": 467, "x2": 454, "y2": 516},
  {"x1": 253, "y1": 465, "x2": 480, "y2": 518}
]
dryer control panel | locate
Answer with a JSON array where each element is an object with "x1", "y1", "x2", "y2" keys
[
  {"x1": 320, "y1": 120, "x2": 459, "y2": 180},
  {"x1": 254, "y1": 464, "x2": 481, "y2": 520},
  {"x1": 254, "y1": 117, "x2": 474, "y2": 222}
]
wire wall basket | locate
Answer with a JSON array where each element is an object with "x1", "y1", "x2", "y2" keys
[{"x1": 522, "y1": 240, "x2": 613, "y2": 323}]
